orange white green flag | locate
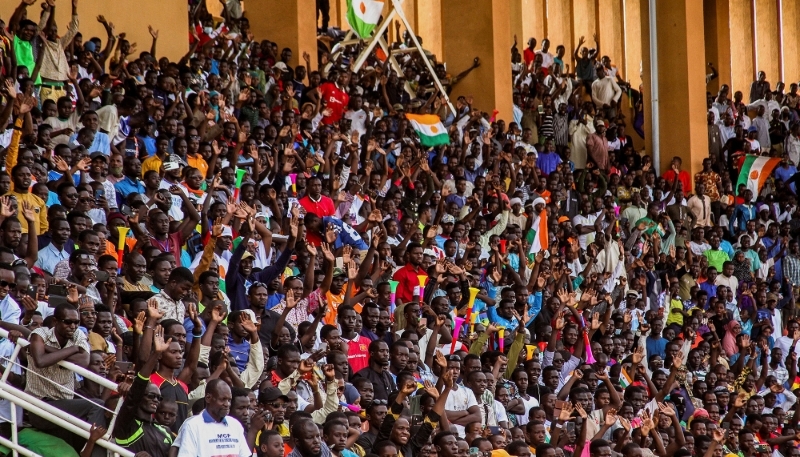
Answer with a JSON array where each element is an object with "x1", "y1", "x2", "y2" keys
[
  {"x1": 405, "y1": 114, "x2": 450, "y2": 147},
  {"x1": 346, "y1": 0, "x2": 384, "y2": 39},
  {"x1": 736, "y1": 155, "x2": 780, "y2": 196}
]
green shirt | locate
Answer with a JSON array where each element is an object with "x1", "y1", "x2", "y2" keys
[{"x1": 704, "y1": 249, "x2": 730, "y2": 271}]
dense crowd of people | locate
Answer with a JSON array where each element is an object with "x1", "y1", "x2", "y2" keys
[{"x1": 0, "y1": 0, "x2": 796, "y2": 457}]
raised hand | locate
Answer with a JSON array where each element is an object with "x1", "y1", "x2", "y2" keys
[
  {"x1": 146, "y1": 297, "x2": 164, "y2": 320},
  {"x1": 22, "y1": 200, "x2": 36, "y2": 224},
  {"x1": 434, "y1": 350, "x2": 447, "y2": 368},
  {"x1": 605, "y1": 408, "x2": 618, "y2": 426},
  {"x1": 240, "y1": 312, "x2": 258, "y2": 334},
  {"x1": 320, "y1": 243, "x2": 335, "y2": 263},
  {"x1": 325, "y1": 224, "x2": 337, "y2": 243},
  {"x1": 285, "y1": 289, "x2": 297, "y2": 310},
  {"x1": 153, "y1": 327, "x2": 172, "y2": 353},
  {"x1": 423, "y1": 380, "x2": 439, "y2": 399},
  {"x1": 558, "y1": 402, "x2": 574, "y2": 421}
]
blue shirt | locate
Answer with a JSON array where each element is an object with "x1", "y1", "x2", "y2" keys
[
  {"x1": 720, "y1": 239, "x2": 735, "y2": 259},
  {"x1": 47, "y1": 170, "x2": 81, "y2": 186},
  {"x1": 35, "y1": 243, "x2": 70, "y2": 274},
  {"x1": 322, "y1": 216, "x2": 368, "y2": 250},
  {"x1": 227, "y1": 335, "x2": 250, "y2": 372},
  {"x1": 699, "y1": 281, "x2": 717, "y2": 308},
  {"x1": 646, "y1": 336, "x2": 668, "y2": 358},
  {"x1": 183, "y1": 317, "x2": 206, "y2": 344},
  {"x1": 70, "y1": 132, "x2": 111, "y2": 155},
  {"x1": 730, "y1": 204, "x2": 756, "y2": 234},
  {"x1": 114, "y1": 176, "x2": 146, "y2": 208},
  {"x1": 775, "y1": 165, "x2": 797, "y2": 194}
]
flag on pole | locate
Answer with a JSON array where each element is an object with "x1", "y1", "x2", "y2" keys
[
  {"x1": 346, "y1": 0, "x2": 384, "y2": 39},
  {"x1": 736, "y1": 154, "x2": 781, "y2": 196},
  {"x1": 405, "y1": 114, "x2": 450, "y2": 147}
]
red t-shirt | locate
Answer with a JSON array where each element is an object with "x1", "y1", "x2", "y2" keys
[
  {"x1": 299, "y1": 195, "x2": 336, "y2": 217},
  {"x1": 319, "y1": 82, "x2": 349, "y2": 125},
  {"x1": 346, "y1": 334, "x2": 370, "y2": 374},
  {"x1": 662, "y1": 169, "x2": 692, "y2": 193},
  {"x1": 392, "y1": 264, "x2": 427, "y2": 304}
]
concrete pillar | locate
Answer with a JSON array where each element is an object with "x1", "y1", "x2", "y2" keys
[
  {"x1": 415, "y1": 0, "x2": 443, "y2": 59},
  {"x1": 624, "y1": 0, "x2": 643, "y2": 89},
  {"x1": 782, "y1": 0, "x2": 800, "y2": 84},
  {"x1": 522, "y1": 0, "x2": 548, "y2": 43},
  {"x1": 247, "y1": 0, "x2": 318, "y2": 71},
  {"x1": 640, "y1": 0, "x2": 708, "y2": 177},
  {"x1": 729, "y1": 0, "x2": 755, "y2": 96},
  {"x1": 703, "y1": 0, "x2": 732, "y2": 94},
  {"x1": 598, "y1": 0, "x2": 625, "y2": 80},
  {"x1": 50, "y1": 0, "x2": 187, "y2": 60},
  {"x1": 510, "y1": 1, "x2": 524, "y2": 47},
  {"x1": 396, "y1": 0, "x2": 417, "y2": 43},
  {"x1": 545, "y1": 0, "x2": 573, "y2": 66},
  {"x1": 754, "y1": 0, "x2": 781, "y2": 87},
  {"x1": 441, "y1": 0, "x2": 513, "y2": 123},
  {"x1": 571, "y1": 0, "x2": 597, "y2": 60}
]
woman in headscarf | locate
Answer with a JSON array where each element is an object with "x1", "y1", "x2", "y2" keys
[{"x1": 722, "y1": 320, "x2": 743, "y2": 357}]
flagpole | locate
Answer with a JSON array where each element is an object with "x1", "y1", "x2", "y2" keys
[
  {"x1": 352, "y1": 9, "x2": 397, "y2": 72},
  {"x1": 389, "y1": 0, "x2": 456, "y2": 116}
]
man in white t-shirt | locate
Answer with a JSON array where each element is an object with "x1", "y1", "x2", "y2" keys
[
  {"x1": 172, "y1": 379, "x2": 250, "y2": 457},
  {"x1": 443, "y1": 356, "x2": 481, "y2": 438}
]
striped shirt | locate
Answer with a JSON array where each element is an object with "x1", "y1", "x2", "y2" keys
[{"x1": 25, "y1": 327, "x2": 89, "y2": 400}]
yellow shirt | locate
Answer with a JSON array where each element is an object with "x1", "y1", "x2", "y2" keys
[
  {"x1": 8, "y1": 192, "x2": 47, "y2": 234},
  {"x1": 141, "y1": 154, "x2": 164, "y2": 177},
  {"x1": 187, "y1": 154, "x2": 208, "y2": 177}
]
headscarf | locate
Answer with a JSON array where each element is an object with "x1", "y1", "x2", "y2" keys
[{"x1": 722, "y1": 320, "x2": 741, "y2": 357}]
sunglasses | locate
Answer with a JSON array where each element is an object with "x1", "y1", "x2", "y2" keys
[
  {"x1": 371, "y1": 399, "x2": 388, "y2": 406},
  {"x1": 0, "y1": 281, "x2": 16, "y2": 288},
  {"x1": 59, "y1": 318, "x2": 80, "y2": 326},
  {"x1": 143, "y1": 392, "x2": 164, "y2": 401},
  {"x1": 268, "y1": 402, "x2": 287, "y2": 409}
]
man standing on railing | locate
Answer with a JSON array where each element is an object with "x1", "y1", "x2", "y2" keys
[{"x1": 25, "y1": 302, "x2": 108, "y2": 457}]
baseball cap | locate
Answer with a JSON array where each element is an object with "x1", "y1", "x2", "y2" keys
[
  {"x1": 242, "y1": 251, "x2": 255, "y2": 260},
  {"x1": 168, "y1": 154, "x2": 188, "y2": 167},
  {"x1": 441, "y1": 214, "x2": 455, "y2": 224},
  {"x1": 333, "y1": 268, "x2": 347, "y2": 277},
  {"x1": 258, "y1": 387, "x2": 289, "y2": 404},
  {"x1": 90, "y1": 151, "x2": 108, "y2": 162}
]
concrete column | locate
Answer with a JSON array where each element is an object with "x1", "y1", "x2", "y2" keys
[
  {"x1": 782, "y1": 0, "x2": 800, "y2": 83},
  {"x1": 598, "y1": 0, "x2": 625, "y2": 80},
  {"x1": 441, "y1": 0, "x2": 513, "y2": 123},
  {"x1": 545, "y1": 0, "x2": 573, "y2": 65},
  {"x1": 729, "y1": 0, "x2": 756, "y2": 96},
  {"x1": 624, "y1": 0, "x2": 643, "y2": 89},
  {"x1": 640, "y1": 0, "x2": 708, "y2": 177},
  {"x1": 755, "y1": 0, "x2": 781, "y2": 86},
  {"x1": 522, "y1": 0, "x2": 548, "y2": 43},
  {"x1": 247, "y1": 0, "x2": 318, "y2": 71},
  {"x1": 703, "y1": 0, "x2": 732, "y2": 94},
  {"x1": 415, "y1": 0, "x2": 443, "y2": 59},
  {"x1": 572, "y1": 0, "x2": 597, "y2": 58}
]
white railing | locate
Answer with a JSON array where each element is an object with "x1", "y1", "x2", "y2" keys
[{"x1": 0, "y1": 328, "x2": 135, "y2": 457}]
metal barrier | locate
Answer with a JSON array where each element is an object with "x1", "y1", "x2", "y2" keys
[{"x1": 0, "y1": 328, "x2": 135, "y2": 457}]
